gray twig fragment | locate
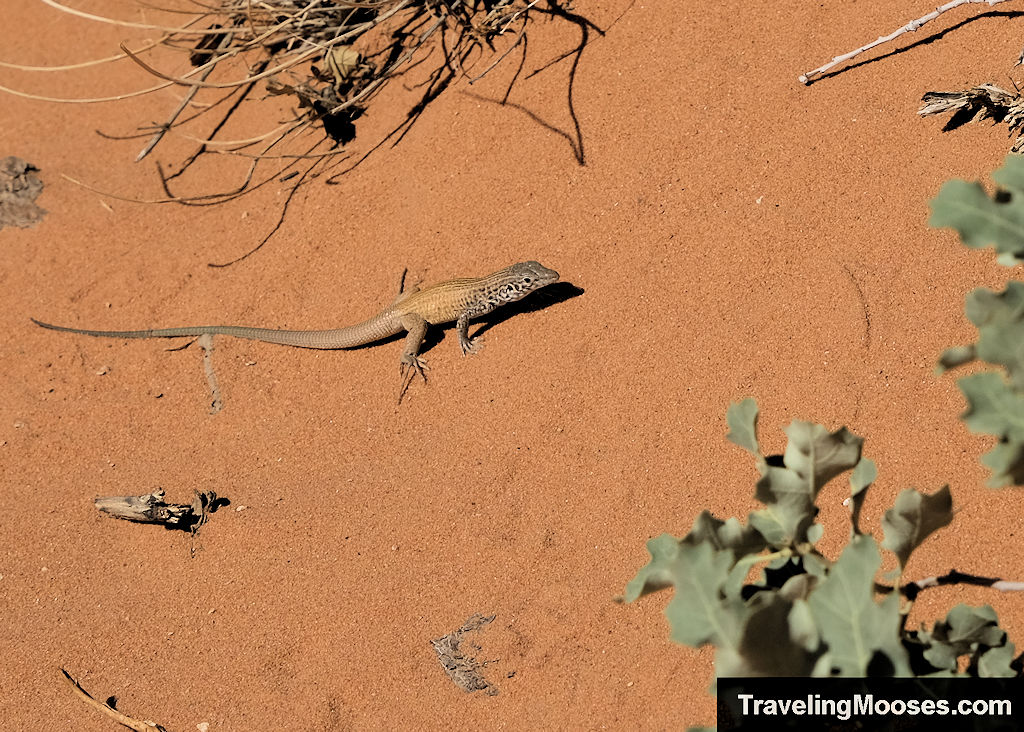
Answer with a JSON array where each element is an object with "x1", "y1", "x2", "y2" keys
[
  {"x1": 431, "y1": 613, "x2": 498, "y2": 695},
  {"x1": 95, "y1": 488, "x2": 219, "y2": 533},
  {"x1": 919, "y1": 84, "x2": 1024, "y2": 152},
  {"x1": 0, "y1": 156, "x2": 46, "y2": 230}
]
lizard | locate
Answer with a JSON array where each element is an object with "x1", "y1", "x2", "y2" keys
[{"x1": 32, "y1": 261, "x2": 560, "y2": 403}]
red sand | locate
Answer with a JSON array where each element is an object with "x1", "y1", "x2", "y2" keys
[{"x1": 3, "y1": 0, "x2": 1024, "y2": 728}]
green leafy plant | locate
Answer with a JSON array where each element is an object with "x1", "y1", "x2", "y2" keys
[
  {"x1": 625, "y1": 158, "x2": 1024, "y2": 725},
  {"x1": 932, "y1": 154, "x2": 1024, "y2": 487},
  {"x1": 626, "y1": 400, "x2": 1018, "y2": 682}
]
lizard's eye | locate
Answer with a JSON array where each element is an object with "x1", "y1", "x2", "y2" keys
[{"x1": 523, "y1": 277, "x2": 532, "y2": 284}]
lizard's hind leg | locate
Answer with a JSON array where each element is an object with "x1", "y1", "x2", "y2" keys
[{"x1": 396, "y1": 313, "x2": 429, "y2": 404}]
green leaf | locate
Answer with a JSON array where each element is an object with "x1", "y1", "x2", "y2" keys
[
  {"x1": 918, "y1": 605, "x2": 1009, "y2": 672},
  {"x1": 990, "y1": 153, "x2": 1024, "y2": 194},
  {"x1": 676, "y1": 512, "x2": 768, "y2": 599},
  {"x1": 923, "y1": 604, "x2": 1014, "y2": 676},
  {"x1": 778, "y1": 574, "x2": 817, "y2": 602},
  {"x1": 624, "y1": 533, "x2": 682, "y2": 601},
  {"x1": 624, "y1": 539, "x2": 742, "y2": 650},
  {"x1": 806, "y1": 536, "x2": 911, "y2": 676},
  {"x1": 934, "y1": 604, "x2": 1006, "y2": 652},
  {"x1": 922, "y1": 638, "x2": 958, "y2": 672},
  {"x1": 723, "y1": 561, "x2": 749, "y2": 600},
  {"x1": 684, "y1": 511, "x2": 767, "y2": 560},
  {"x1": 965, "y1": 283, "x2": 1024, "y2": 392},
  {"x1": 717, "y1": 593, "x2": 821, "y2": 676},
  {"x1": 685, "y1": 511, "x2": 725, "y2": 545},
  {"x1": 810, "y1": 653, "x2": 834, "y2": 677},
  {"x1": 849, "y1": 458, "x2": 877, "y2": 535},
  {"x1": 806, "y1": 522, "x2": 824, "y2": 544},
  {"x1": 965, "y1": 281, "x2": 1024, "y2": 326},
  {"x1": 936, "y1": 344, "x2": 977, "y2": 374},
  {"x1": 716, "y1": 517, "x2": 768, "y2": 557},
  {"x1": 980, "y1": 441, "x2": 1024, "y2": 489},
  {"x1": 781, "y1": 421, "x2": 864, "y2": 494},
  {"x1": 752, "y1": 421, "x2": 862, "y2": 545},
  {"x1": 959, "y1": 373, "x2": 1024, "y2": 487},
  {"x1": 788, "y1": 598, "x2": 820, "y2": 651},
  {"x1": 929, "y1": 154, "x2": 1024, "y2": 263},
  {"x1": 960, "y1": 373, "x2": 1024, "y2": 439},
  {"x1": 726, "y1": 398, "x2": 760, "y2": 457},
  {"x1": 748, "y1": 507, "x2": 793, "y2": 547},
  {"x1": 802, "y1": 553, "x2": 831, "y2": 581},
  {"x1": 880, "y1": 486, "x2": 954, "y2": 569},
  {"x1": 939, "y1": 282, "x2": 1024, "y2": 487},
  {"x1": 663, "y1": 543, "x2": 742, "y2": 648},
  {"x1": 979, "y1": 643, "x2": 1017, "y2": 677}
]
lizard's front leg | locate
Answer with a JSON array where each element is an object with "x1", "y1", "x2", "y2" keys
[
  {"x1": 456, "y1": 312, "x2": 481, "y2": 355},
  {"x1": 397, "y1": 313, "x2": 429, "y2": 402}
]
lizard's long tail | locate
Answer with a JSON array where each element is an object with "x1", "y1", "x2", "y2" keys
[{"x1": 31, "y1": 310, "x2": 402, "y2": 350}]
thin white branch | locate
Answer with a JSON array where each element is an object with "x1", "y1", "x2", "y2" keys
[
  {"x1": 911, "y1": 570, "x2": 1024, "y2": 593},
  {"x1": 799, "y1": 0, "x2": 1015, "y2": 84}
]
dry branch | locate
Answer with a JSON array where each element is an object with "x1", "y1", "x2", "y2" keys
[
  {"x1": 95, "y1": 488, "x2": 219, "y2": 532},
  {"x1": 61, "y1": 668, "x2": 167, "y2": 732},
  {"x1": 907, "y1": 569, "x2": 1024, "y2": 599},
  {"x1": 919, "y1": 83, "x2": 1024, "y2": 151},
  {"x1": 12, "y1": 0, "x2": 554, "y2": 192},
  {"x1": 3, "y1": 0, "x2": 579, "y2": 259},
  {"x1": 799, "y1": 0, "x2": 1014, "y2": 84}
]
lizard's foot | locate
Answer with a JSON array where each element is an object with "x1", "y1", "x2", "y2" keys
[
  {"x1": 398, "y1": 354, "x2": 429, "y2": 403},
  {"x1": 459, "y1": 335, "x2": 483, "y2": 356}
]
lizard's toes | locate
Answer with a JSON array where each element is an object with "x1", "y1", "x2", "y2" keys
[
  {"x1": 397, "y1": 356, "x2": 429, "y2": 404},
  {"x1": 460, "y1": 339, "x2": 483, "y2": 356},
  {"x1": 400, "y1": 355, "x2": 429, "y2": 382}
]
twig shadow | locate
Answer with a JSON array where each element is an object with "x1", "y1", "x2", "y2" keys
[{"x1": 459, "y1": 3, "x2": 605, "y2": 166}]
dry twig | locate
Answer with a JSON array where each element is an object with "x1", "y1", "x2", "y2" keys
[
  {"x1": 431, "y1": 613, "x2": 499, "y2": 695},
  {"x1": 906, "y1": 569, "x2": 1024, "y2": 599},
  {"x1": 799, "y1": 0, "x2": 1014, "y2": 84},
  {"x1": 61, "y1": 668, "x2": 168, "y2": 732},
  {"x1": 919, "y1": 83, "x2": 1024, "y2": 151},
  {"x1": 95, "y1": 488, "x2": 220, "y2": 532},
  {"x1": 6, "y1": 0, "x2": 555, "y2": 194},
  {"x1": 3, "y1": 0, "x2": 581, "y2": 263}
]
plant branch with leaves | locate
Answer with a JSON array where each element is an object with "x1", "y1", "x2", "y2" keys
[
  {"x1": 625, "y1": 400, "x2": 1019, "y2": 680},
  {"x1": 625, "y1": 157, "x2": 1024, "y2": 723}
]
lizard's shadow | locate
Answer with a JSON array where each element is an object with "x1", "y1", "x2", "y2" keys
[{"x1": 468, "y1": 281, "x2": 582, "y2": 343}]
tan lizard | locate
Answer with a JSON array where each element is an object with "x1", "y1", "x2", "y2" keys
[{"x1": 33, "y1": 261, "x2": 560, "y2": 402}]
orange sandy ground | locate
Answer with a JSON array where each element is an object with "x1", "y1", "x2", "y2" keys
[{"x1": 3, "y1": 1, "x2": 1024, "y2": 729}]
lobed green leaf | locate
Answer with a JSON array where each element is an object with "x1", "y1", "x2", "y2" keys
[
  {"x1": 848, "y1": 458, "x2": 876, "y2": 535},
  {"x1": 806, "y1": 536, "x2": 911, "y2": 676},
  {"x1": 880, "y1": 486, "x2": 953, "y2": 569},
  {"x1": 751, "y1": 421, "x2": 861, "y2": 545},
  {"x1": 726, "y1": 398, "x2": 760, "y2": 457},
  {"x1": 929, "y1": 154, "x2": 1024, "y2": 263},
  {"x1": 959, "y1": 373, "x2": 1024, "y2": 487}
]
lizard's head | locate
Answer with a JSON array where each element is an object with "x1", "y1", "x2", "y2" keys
[{"x1": 497, "y1": 261, "x2": 559, "y2": 303}]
